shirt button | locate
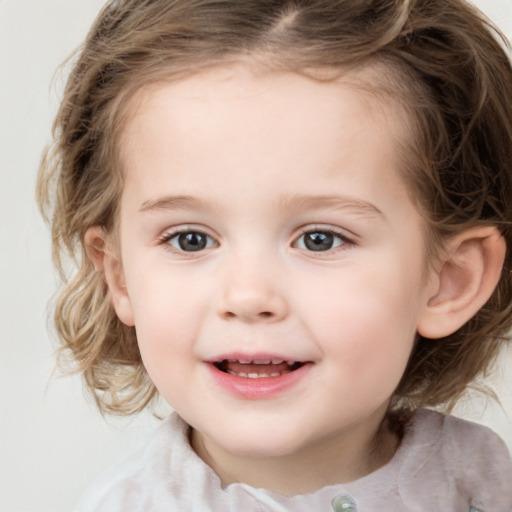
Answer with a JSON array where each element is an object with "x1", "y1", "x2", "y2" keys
[{"x1": 331, "y1": 494, "x2": 357, "y2": 512}]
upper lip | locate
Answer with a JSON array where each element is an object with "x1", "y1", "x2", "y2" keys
[{"x1": 205, "y1": 353, "x2": 309, "y2": 364}]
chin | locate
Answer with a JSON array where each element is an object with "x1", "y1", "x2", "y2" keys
[{"x1": 210, "y1": 428, "x2": 308, "y2": 459}]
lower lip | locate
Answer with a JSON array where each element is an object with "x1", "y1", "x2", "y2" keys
[{"x1": 206, "y1": 362, "x2": 312, "y2": 400}]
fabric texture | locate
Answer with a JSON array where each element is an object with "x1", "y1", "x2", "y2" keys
[{"x1": 76, "y1": 409, "x2": 512, "y2": 512}]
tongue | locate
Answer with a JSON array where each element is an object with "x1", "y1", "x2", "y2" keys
[{"x1": 224, "y1": 361, "x2": 293, "y2": 375}]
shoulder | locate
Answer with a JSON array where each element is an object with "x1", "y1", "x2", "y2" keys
[
  {"x1": 398, "y1": 409, "x2": 512, "y2": 511},
  {"x1": 411, "y1": 408, "x2": 509, "y2": 456},
  {"x1": 74, "y1": 413, "x2": 199, "y2": 512}
]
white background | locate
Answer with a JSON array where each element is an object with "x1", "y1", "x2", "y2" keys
[{"x1": 1, "y1": 1, "x2": 511, "y2": 511}]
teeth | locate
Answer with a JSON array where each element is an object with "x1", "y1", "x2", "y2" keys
[
  {"x1": 227, "y1": 370, "x2": 288, "y2": 378},
  {"x1": 219, "y1": 358, "x2": 303, "y2": 379},
  {"x1": 226, "y1": 359, "x2": 297, "y2": 365}
]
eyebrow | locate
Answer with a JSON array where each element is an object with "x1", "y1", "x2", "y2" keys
[
  {"x1": 139, "y1": 193, "x2": 385, "y2": 219},
  {"x1": 139, "y1": 195, "x2": 206, "y2": 213},
  {"x1": 278, "y1": 194, "x2": 385, "y2": 220}
]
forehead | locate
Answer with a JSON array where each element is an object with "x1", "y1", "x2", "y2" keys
[{"x1": 119, "y1": 63, "x2": 412, "y2": 175}]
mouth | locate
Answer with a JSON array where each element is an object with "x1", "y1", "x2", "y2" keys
[
  {"x1": 206, "y1": 356, "x2": 313, "y2": 399},
  {"x1": 213, "y1": 359, "x2": 305, "y2": 379}
]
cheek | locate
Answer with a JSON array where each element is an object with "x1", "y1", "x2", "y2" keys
[
  {"x1": 125, "y1": 267, "x2": 210, "y2": 365},
  {"x1": 302, "y1": 263, "x2": 421, "y2": 373},
  {"x1": 132, "y1": 288, "x2": 202, "y2": 400}
]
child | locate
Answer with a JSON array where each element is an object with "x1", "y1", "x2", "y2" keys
[{"x1": 37, "y1": 0, "x2": 512, "y2": 510}]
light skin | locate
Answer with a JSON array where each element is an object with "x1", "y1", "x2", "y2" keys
[{"x1": 86, "y1": 64, "x2": 505, "y2": 495}]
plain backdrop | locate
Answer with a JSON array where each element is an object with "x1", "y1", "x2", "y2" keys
[{"x1": 1, "y1": 1, "x2": 512, "y2": 511}]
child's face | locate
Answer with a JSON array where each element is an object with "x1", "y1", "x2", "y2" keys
[{"x1": 114, "y1": 66, "x2": 435, "y2": 460}]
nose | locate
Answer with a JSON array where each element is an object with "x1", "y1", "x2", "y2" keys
[{"x1": 216, "y1": 258, "x2": 289, "y2": 323}]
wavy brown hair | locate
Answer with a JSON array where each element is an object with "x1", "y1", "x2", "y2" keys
[{"x1": 37, "y1": 0, "x2": 512, "y2": 416}]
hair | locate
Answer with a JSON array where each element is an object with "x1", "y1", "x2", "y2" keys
[{"x1": 37, "y1": 0, "x2": 512, "y2": 417}]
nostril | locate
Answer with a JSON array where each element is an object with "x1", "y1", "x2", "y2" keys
[{"x1": 222, "y1": 310, "x2": 275, "y2": 321}]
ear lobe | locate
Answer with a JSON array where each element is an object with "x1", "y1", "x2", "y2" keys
[
  {"x1": 417, "y1": 226, "x2": 505, "y2": 339},
  {"x1": 84, "y1": 226, "x2": 135, "y2": 327}
]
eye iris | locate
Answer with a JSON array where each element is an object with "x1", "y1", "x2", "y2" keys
[
  {"x1": 304, "y1": 232, "x2": 334, "y2": 251},
  {"x1": 178, "y1": 232, "x2": 207, "y2": 251}
]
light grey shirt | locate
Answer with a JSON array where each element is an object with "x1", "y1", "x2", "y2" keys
[{"x1": 76, "y1": 409, "x2": 512, "y2": 512}]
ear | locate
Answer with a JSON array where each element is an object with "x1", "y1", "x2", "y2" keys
[
  {"x1": 84, "y1": 226, "x2": 135, "y2": 327},
  {"x1": 417, "y1": 226, "x2": 505, "y2": 339}
]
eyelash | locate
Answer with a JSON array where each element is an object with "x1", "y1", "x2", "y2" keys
[
  {"x1": 294, "y1": 227, "x2": 355, "y2": 254},
  {"x1": 157, "y1": 226, "x2": 355, "y2": 255},
  {"x1": 158, "y1": 228, "x2": 218, "y2": 254}
]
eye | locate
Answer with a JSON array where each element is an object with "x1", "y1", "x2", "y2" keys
[
  {"x1": 294, "y1": 230, "x2": 348, "y2": 252},
  {"x1": 164, "y1": 230, "x2": 217, "y2": 252}
]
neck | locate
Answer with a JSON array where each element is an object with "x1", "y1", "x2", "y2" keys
[{"x1": 190, "y1": 409, "x2": 399, "y2": 496}]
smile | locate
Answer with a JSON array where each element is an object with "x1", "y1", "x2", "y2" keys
[
  {"x1": 207, "y1": 357, "x2": 312, "y2": 399},
  {"x1": 214, "y1": 359, "x2": 304, "y2": 378}
]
